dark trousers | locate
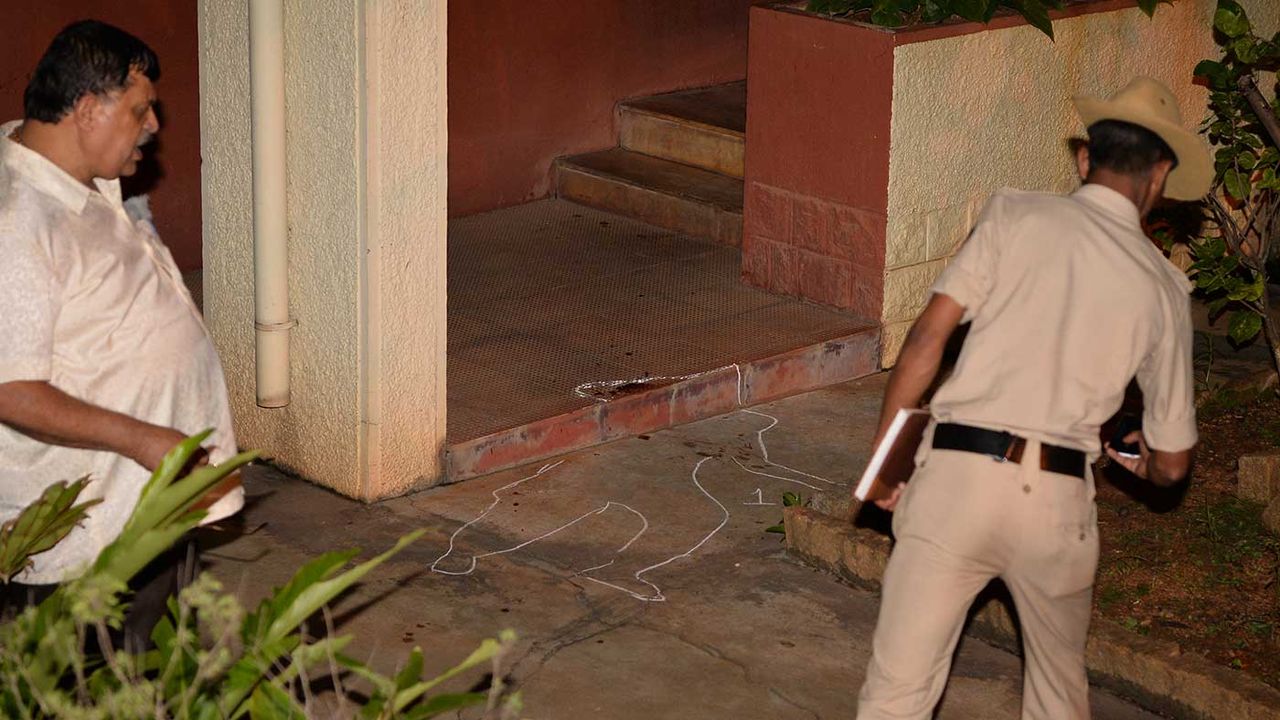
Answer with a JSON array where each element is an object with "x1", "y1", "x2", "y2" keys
[{"x1": 0, "y1": 538, "x2": 200, "y2": 653}]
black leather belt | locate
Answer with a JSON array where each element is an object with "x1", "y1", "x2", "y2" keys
[{"x1": 932, "y1": 423, "x2": 1086, "y2": 479}]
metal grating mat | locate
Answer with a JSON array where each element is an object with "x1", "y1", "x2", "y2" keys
[{"x1": 447, "y1": 199, "x2": 873, "y2": 441}]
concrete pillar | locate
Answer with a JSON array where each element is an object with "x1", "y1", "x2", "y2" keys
[{"x1": 199, "y1": 0, "x2": 447, "y2": 500}]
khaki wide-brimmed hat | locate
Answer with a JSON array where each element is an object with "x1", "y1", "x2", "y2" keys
[{"x1": 1073, "y1": 76, "x2": 1213, "y2": 201}]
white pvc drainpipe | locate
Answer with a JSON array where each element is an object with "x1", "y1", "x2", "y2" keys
[{"x1": 249, "y1": 0, "x2": 293, "y2": 408}]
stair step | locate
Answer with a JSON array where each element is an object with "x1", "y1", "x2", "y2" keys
[
  {"x1": 619, "y1": 82, "x2": 746, "y2": 178},
  {"x1": 556, "y1": 148, "x2": 743, "y2": 246}
]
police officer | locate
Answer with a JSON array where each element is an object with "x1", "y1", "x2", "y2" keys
[{"x1": 856, "y1": 77, "x2": 1210, "y2": 719}]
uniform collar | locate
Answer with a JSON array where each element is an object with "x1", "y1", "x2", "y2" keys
[
  {"x1": 0, "y1": 120, "x2": 123, "y2": 215},
  {"x1": 1072, "y1": 183, "x2": 1142, "y2": 228}
]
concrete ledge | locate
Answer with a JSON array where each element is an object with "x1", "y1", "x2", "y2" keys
[
  {"x1": 783, "y1": 507, "x2": 1280, "y2": 720},
  {"x1": 446, "y1": 328, "x2": 879, "y2": 482}
]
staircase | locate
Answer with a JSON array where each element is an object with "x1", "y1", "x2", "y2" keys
[
  {"x1": 555, "y1": 82, "x2": 745, "y2": 246},
  {"x1": 442, "y1": 81, "x2": 881, "y2": 482}
]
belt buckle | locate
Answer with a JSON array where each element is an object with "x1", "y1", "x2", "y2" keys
[{"x1": 991, "y1": 434, "x2": 1022, "y2": 464}]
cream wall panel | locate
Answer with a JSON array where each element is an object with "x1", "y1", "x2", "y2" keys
[
  {"x1": 881, "y1": 320, "x2": 914, "y2": 368},
  {"x1": 883, "y1": 259, "x2": 947, "y2": 324},
  {"x1": 200, "y1": 0, "x2": 448, "y2": 498},
  {"x1": 201, "y1": 0, "x2": 362, "y2": 494},
  {"x1": 363, "y1": 0, "x2": 449, "y2": 496}
]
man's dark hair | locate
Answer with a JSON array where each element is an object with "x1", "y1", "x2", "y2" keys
[
  {"x1": 23, "y1": 20, "x2": 160, "y2": 123},
  {"x1": 1086, "y1": 119, "x2": 1178, "y2": 178}
]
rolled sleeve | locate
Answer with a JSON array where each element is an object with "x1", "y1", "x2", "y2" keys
[
  {"x1": 1135, "y1": 294, "x2": 1198, "y2": 452},
  {"x1": 929, "y1": 195, "x2": 1003, "y2": 323},
  {"x1": 0, "y1": 228, "x2": 55, "y2": 385}
]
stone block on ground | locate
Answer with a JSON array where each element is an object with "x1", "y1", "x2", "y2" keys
[
  {"x1": 1237, "y1": 452, "x2": 1280, "y2": 504},
  {"x1": 783, "y1": 507, "x2": 889, "y2": 589},
  {"x1": 1263, "y1": 495, "x2": 1280, "y2": 536}
]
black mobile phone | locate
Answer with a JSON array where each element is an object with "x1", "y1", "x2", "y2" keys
[{"x1": 1109, "y1": 414, "x2": 1143, "y2": 459}]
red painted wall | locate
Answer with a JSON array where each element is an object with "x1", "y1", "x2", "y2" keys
[
  {"x1": 740, "y1": 2, "x2": 1137, "y2": 318},
  {"x1": 448, "y1": 0, "x2": 760, "y2": 218},
  {"x1": 741, "y1": 6, "x2": 894, "y2": 319},
  {"x1": 1, "y1": 5, "x2": 202, "y2": 271}
]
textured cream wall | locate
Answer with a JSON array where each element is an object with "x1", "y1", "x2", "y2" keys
[
  {"x1": 199, "y1": 0, "x2": 448, "y2": 499},
  {"x1": 880, "y1": 0, "x2": 1280, "y2": 363},
  {"x1": 362, "y1": 0, "x2": 449, "y2": 497}
]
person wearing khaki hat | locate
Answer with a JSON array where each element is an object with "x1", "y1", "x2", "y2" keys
[
  {"x1": 1074, "y1": 75, "x2": 1214, "y2": 201},
  {"x1": 855, "y1": 76, "x2": 1207, "y2": 719}
]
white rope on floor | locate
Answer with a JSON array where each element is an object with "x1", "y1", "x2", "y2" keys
[{"x1": 429, "y1": 363, "x2": 840, "y2": 602}]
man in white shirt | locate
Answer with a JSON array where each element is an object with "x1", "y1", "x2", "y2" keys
[{"x1": 0, "y1": 20, "x2": 242, "y2": 647}]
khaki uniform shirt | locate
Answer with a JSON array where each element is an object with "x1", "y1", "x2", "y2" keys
[
  {"x1": 928, "y1": 184, "x2": 1197, "y2": 456},
  {"x1": 0, "y1": 122, "x2": 243, "y2": 583}
]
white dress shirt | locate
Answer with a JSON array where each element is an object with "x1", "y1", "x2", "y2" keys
[{"x1": 0, "y1": 121, "x2": 243, "y2": 583}]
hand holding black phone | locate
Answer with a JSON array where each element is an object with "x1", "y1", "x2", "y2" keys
[{"x1": 1108, "y1": 414, "x2": 1143, "y2": 459}]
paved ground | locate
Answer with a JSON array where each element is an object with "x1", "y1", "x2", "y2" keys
[{"x1": 204, "y1": 374, "x2": 1159, "y2": 719}]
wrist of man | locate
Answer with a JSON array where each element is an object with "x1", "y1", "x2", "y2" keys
[{"x1": 115, "y1": 420, "x2": 183, "y2": 471}]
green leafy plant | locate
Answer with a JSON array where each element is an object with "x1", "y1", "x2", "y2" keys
[
  {"x1": 1190, "y1": 0, "x2": 1280, "y2": 380},
  {"x1": 0, "y1": 433, "x2": 521, "y2": 719},
  {"x1": 0, "y1": 476, "x2": 100, "y2": 583},
  {"x1": 765, "y1": 492, "x2": 805, "y2": 539},
  {"x1": 805, "y1": 0, "x2": 1167, "y2": 39}
]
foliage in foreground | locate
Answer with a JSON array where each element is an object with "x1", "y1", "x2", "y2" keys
[
  {"x1": 1183, "y1": 0, "x2": 1280, "y2": 380},
  {"x1": 805, "y1": 0, "x2": 1167, "y2": 39},
  {"x1": 0, "y1": 432, "x2": 520, "y2": 719}
]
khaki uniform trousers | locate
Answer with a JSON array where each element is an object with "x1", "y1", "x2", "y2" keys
[{"x1": 857, "y1": 440, "x2": 1100, "y2": 720}]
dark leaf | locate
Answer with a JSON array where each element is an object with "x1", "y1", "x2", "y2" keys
[
  {"x1": 395, "y1": 648, "x2": 425, "y2": 693},
  {"x1": 1259, "y1": 167, "x2": 1279, "y2": 189},
  {"x1": 1225, "y1": 167, "x2": 1252, "y2": 200},
  {"x1": 1215, "y1": 2, "x2": 1252, "y2": 39},
  {"x1": 1197, "y1": 237, "x2": 1228, "y2": 260},
  {"x1": 1210, "y1": 120, "x2": 1235, "y2": 137},
  {"x1": 869, "y1": 8, "x2": 906, "y2": 26},
  {"x1": 921, "y1": 0, "x2": 949, "y2": 23},
  {"x1": 1195, "y1": 59, "x2": 1229, "y2": 86},
  {"x1": 1014, "y1": 0, "x2": 1054, "y2": 39},
  {"x1": 1234, "y1": 36, "x2": 1263, "y2": 64},
  {"x1": 1228, "y1": 310, "x2": 1264, "y2": 344},
  {"x1": 951, "y1": 0, "x2": 989, "y2": 21}
]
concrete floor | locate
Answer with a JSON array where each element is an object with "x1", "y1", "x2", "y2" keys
[{"x1": 204, "y1": 374, "x2": 1158, "y2": 719}]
